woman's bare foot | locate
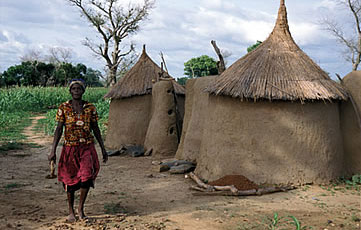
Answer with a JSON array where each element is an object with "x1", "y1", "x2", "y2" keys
[
  {"x1": 78, "y1": 209, "x2": 87, "y2": 220},
  {"x1": 66, "y1": 214, "x2": 76, "y2": 223}
]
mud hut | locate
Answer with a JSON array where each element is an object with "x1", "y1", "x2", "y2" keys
[
  {"x1": 104, "y1": 46, "x2": 185, "y2": 151},
  {"x1": 192, "y1": 0, "x2": 348, "y2": 184},
  {"x1": 175, "y1": 76, "x2": 216, "y2": 162},
  {"x1": 341, "y1": 71, "x2": 361, "y2": 175}
]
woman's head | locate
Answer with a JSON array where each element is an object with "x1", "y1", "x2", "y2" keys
[{"x1": 69, "y1": 79, "x2": 86, "y2": 100}]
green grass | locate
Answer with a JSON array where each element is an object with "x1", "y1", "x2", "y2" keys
[
  {"x1": 0, "y1": 87, "x2": 109, "y2": 150},
  {"x1": 0, "y1": 86, "x2": 107, "y2": 113},
  {"x1": 0, "y1": 112, "x2": 32, "y2": 143}
]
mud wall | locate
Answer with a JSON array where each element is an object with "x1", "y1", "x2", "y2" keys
[
  {"x1": 105, "y1": 95, "x2": 152, "y2": 150},
  {"x1": 144, "y1": 80, "x2": 179, "y2": 158},
  {"x1": 341, "y1": 71, "x2": 361, "y2": 175},
  {"x1": 195, "y1": 96, "x2": 344, "y2": 185},
  {"x1": 175, "y1": 76, "x2": 216, "y2": 162}
]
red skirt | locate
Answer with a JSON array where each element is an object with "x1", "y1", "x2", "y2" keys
[{"x1": 58, "y1": 143, "x2": 100, "y2": 188}]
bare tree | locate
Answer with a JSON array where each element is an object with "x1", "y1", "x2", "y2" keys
[
  {"x1": 322, "y1": 0, "x2": 361, "y2": 71},
  {"x1": 47, "y1": 47, "x2": 74, "y2": 64},
  {"x1": 66, "y1": 0, "x2": 153, "y2": 86},
  {"x1": 20, "y1": 48, "x2": 43, "y2": 62}
]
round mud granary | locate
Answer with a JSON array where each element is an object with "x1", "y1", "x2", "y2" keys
[
  {"x1": 144, "y1": 80, "x2": 182, "y2": 157},
  {"x1": 341, "y1": 71, "x2": 361, "y2": 175},
  {"x1": 175, "y1": 76, "x2": 216, "y2": 163},
  {"x1": 194, "y1": 0, "x2": 349, "y2": 185}
]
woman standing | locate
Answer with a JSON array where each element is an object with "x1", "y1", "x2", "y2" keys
[{"x1": 48, "y1": 79, "x2": 108, "y2": 222}]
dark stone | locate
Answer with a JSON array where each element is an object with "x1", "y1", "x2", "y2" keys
[
  {"x1": 125, "y1": 145, "x2": 145, "y2": 157},
  {"x1": 161, "y1": 160, "x2": 195, "y2": 168},
  {"x1": 107, "y1": 150, "x2": 121, "y2": 157},
  {"x1": 169, "y1": 164, "x2": 196, "y2": 174}
]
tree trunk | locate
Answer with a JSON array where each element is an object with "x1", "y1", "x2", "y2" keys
[
  {"x1": 109, "y1": 67, "x2": 117, "y2": 87},
  {"x1": 211, "y1": 40, "x2": 226, "y2": 74}
]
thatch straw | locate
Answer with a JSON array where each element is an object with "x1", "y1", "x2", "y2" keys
[
  {"x1": 206, "y1": 0, "x2": 348, "y2": 102},
  {"x1": 105, "y1": 46, "x2": 184, "y2": 99}
]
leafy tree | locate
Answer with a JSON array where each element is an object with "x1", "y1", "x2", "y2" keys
[
  {"x1": 247, "y1": 40, "x2": 262, "y2": 53},
  {"x1": 53, "y1": 62, "x2": 87, "y2": 86},
  {"x1": 21, "y1": 61, "x2": 40, "y2": 86},
  {"x1": 83, "y1": 68, "x2": 104, "y2": 87},
  {"x1": 66, "y1": 0, "x2": 154, "y2": 86},
  {"x1": 184, "y1": 55, "x2": 218, "y2": 78},
  {"x1": 37, "y1": 62, "x2": 55, "y2": 86},
  {"x1": 1, "y1": 61, "x2": 102, "y2": 87},
  {"x1": 176, "y1": 77, "x2": 188, "y2": 86},
  {"x1": 0, "y1": 72, "x2": 3, "y2": 87},
  {"x1": 3, "y1": 65, "x2": 23, "y2": 87}
]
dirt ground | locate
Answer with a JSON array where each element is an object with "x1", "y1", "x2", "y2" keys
[{"x1": 0, "y1": 117, "x2": 360, "y2": 230}]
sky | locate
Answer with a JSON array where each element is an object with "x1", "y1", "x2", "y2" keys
[{"x1": 0, "y1": 0, "x2": 356, "y2": 79}]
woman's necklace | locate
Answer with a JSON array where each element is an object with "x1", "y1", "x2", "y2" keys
[{"x1": 71, "y1": 100, "x2": 83, "y2": 119}]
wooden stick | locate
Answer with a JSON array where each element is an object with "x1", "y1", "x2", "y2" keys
[
  {"x1": 214, "y1": 185, "x2": 239, "y2": 194},
  {"x1": 190, "y1": 185, "x2": 295, "y2": 196},
  {"x1": 211, "y1": 40, "x2": 226, "y2": 74},
  {"x1": 188, "y1": 172, "x2": 295, "y2": 196},
  {"x1": 189, "y1": 172, "x2": 215, "y2": 191}
]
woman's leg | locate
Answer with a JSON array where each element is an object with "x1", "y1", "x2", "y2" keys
[
  {"x1": 67, "y1": 191, "x2": 76, "y2": 222},
  {"x1": 78, "y1": 182, "x2": 91, "y2": 219}
]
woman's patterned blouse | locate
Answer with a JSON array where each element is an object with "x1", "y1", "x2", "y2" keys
[{"x1": 56, "y1": 100, "x2": 98, "y2": 146}]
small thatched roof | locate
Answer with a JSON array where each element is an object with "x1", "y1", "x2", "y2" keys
[
  {"x1": 206, "y1": 0, "x2": 348, "y2": 101},
  {"x1": 105, "y1": 46, "x2": 185, "y2": 99}
]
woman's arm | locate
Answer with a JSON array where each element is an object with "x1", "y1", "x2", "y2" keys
[
  {"x1": 48, "y1": 121, "x2": 64, "y2": 163},
  {"x1": 91, "y1": 121, "x2": 108, "y2": 163}
]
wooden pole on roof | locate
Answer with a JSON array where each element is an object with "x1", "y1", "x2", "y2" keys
[
  {"x1": 211, "y1": 40, "x2": 226, "y2": 74},
  {"x1": 160, "y1": 52, "x2": 169, "y2": 75}
]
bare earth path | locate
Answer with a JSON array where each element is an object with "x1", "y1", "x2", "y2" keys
[{"x1": 0, "y1": 116, "x2": 360, "y2": 229}]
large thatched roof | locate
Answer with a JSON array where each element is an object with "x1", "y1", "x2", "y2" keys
[
  {"x1": 105, "y1": 46, "x2": 185, "y2": 99},
  {"x1": 206, "y1": 0, "x2": 348, "y2": 101}
]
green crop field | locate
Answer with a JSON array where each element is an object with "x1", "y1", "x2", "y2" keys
[{"x1": 0, "y1": 87, "x2": 109, "y2": 146}]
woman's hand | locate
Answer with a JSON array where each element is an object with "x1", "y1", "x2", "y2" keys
[
  {"x1": 101, "y1": 148, "x2": 108, "y2": 163},
  {"x1": 48, "y1": 152, "x2": 56, "y2": 163}
]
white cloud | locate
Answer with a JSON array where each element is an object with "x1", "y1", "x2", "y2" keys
[
  {"x1": 316, "y1": 0, "x2": 338, "y2": 10},
  {"x1": 0, "y1": 0, "x2": 352, "y2": 78}
]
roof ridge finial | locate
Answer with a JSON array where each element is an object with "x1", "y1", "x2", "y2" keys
[
  {"x1": 142, "y1": 44, "x2": 146, "y2": 54},
  {"x1": 273, "y1": 0, "x2": 289, "y2": 32}
]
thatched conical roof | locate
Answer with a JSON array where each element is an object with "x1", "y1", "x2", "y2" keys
[
  {"x1": 206, "y1": 0, "x2": 348, "y2": 101},
  {"x1": 105, "y1": 46, "x2": 185, "y2": 99}
]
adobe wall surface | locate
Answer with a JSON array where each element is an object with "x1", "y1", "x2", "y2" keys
[
  {"x1": 341, "y1": 71, "x2": 361, "y2": 175},
  {"x1": 175, "y1": 76, "x2": 216, "y2": 163},
  {"x1": 105, "y1": 95, "x2": 152, "y2": 150},
  {"x1": 144, "y1": 80, "x2": 179, "y2": 158},
  {"x1": 195, "y1": 96, "x2": 344, "y2": 185}
]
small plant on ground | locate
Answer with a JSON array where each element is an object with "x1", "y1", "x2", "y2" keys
[
  {"x1": 2, "y1": 183, "x2": 24, "y2": 194},
  {"x1": 238, "y1": 213, "x2": 312, "y2": 230},
  {"x1": 337, "y1": 175, "x2": 361, "y2": 191},
  {"x1": 104, "y1": 202, "x2": 126, "y2": 214}
]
